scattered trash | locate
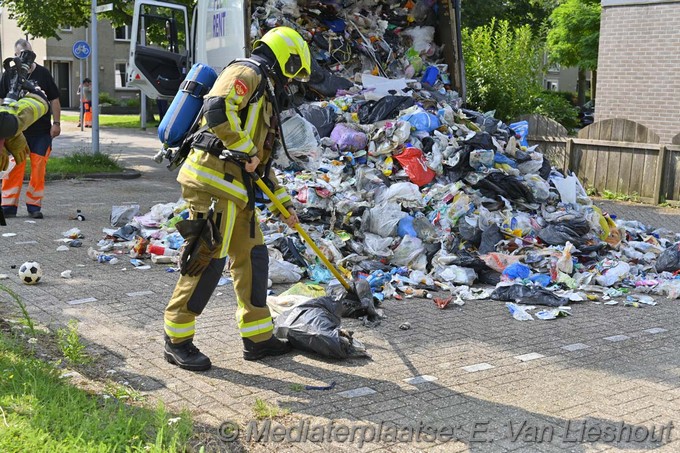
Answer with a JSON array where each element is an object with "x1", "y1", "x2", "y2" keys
[
  {"x1": 399, "y1": 322, "x2": 411, "y2": 330},
  {"x1": 274, "y1": 297, "x2": 370, "y2": 359},
  {"x1": 56, "y1": 245, "x2": 69, "y2": 252},
  {"x1": 60, "y1": 270, "x2": 73, "y2": 279},
  {"x1": 305, "y1": 381, "x2": 337, "y2": 391}
]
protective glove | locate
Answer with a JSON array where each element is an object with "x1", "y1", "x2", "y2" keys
[
  {"x1": 0, "y1": 150, "x2": 9, "y2": 172},
  {"x1": 176, "y1": 215, "x2": 222, "y2": 277},
  {"x1": 5, "y1": 136, "x2": 29, "y2": 166}
]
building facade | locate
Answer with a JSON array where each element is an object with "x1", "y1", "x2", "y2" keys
[
  {"x1": 597, "y1": 0, "x2": 680, "y2": 143},
  {"x1": 0, "y1": 9, "x2": 137, "y2": 110}
]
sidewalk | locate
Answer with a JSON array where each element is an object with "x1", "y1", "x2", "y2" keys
[{"x1": 2, "y1": 123, "x2": 680, "y2": 452}]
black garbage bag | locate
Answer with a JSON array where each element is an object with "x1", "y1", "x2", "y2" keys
[
  {"x1": 459, "y1": 217, "x2": 482, "y2": 246},
  {"x1": 274, "y1": 297, "x2": 370, "y2": 359},
  {"x1": 472, "y1": 172, "x2": 536, "y2": 204},
  {"x1": 273, "y1": 236, "x2": 308, "y2": 268},
  {"x1": 462, "y1": 109, "x2": 499, "y2": 135},
  {"x1": 306, "y1": 59, "x2": 353, "y2": 99},
  {"x1": 655, "y1": 242, "x2": 680, "y2": 272},
  {"x1": 491, "y1": 284, "x2": 567, "y2": 307},
  {"x1": 538, "y1": 217, "x2": 590, "y2": 246},
  {"x1": 479, "y1": 224, "x2": 504, "y2": 254},
  {"x1": 478, "y1": 269, "x2": 502, "y2": 285},
  {"x1": 463, "y1": 131, "x2": 495, "y2": 150},
  {"x1": 298, "y1": 104, "x2": 337, "y2": 138},
  {"x1": 358, "y1": 96, "x2": 415, "y2": 124},
  {"x1": 443, "y1": 148, "x2": 473, "y2": 182},
  {"x1": 112, "y1": 224, "x2": 140, "y2": 241}
]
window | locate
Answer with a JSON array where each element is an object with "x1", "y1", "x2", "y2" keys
[
  {"x1": 59, "y1": 25, "x2": 72, "y2": 32},
  {"x1": 115, "y1": 25, "x2": 131, "y2": 41},
  {"x1": 115, "y1": 62, "x2": 127, "y2": 88}
]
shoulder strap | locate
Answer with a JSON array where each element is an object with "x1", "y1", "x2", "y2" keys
[{"x1": 227, "y1": 58, "x2": 268, "y2": 104}]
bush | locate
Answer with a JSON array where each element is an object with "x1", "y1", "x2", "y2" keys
[
  {"x1": 530, "y1": 90, "x2": 580, "y2": 129},
  {"x1": 462, "y1": 19, "x2": 543, "y2": 122},
  {"x1": 124, "y1": 97, "x2": 140, "y2": 108},
  {"x1": 98, "y1": 92, "x2": 118, "y2": 106}
]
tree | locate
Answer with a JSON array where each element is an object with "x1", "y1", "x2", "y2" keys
[
  {"x1": 546, "y1": 0, "x2": 601, "y2": 105},
  {"x1": 0, "y1": 0, "x2": 192, "y2": 40},
  {"x1": 462, "y1": 19, "x2": 542, "y2": 122},
  {"x1": 462, "y1": 0, "x2": 559, "y2": 38}
]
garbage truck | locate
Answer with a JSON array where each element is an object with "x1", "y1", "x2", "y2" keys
[{"x1": 127, "y1": 0, "x2": 465, "y2": 100}]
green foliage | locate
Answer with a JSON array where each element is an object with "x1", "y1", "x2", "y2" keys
[
  {"x1": 57, "y1": 320, "x2": 91, "y2": 365},
  {"x1": 34, "y1": 152, "x2": 123, "y2": 179},
  {"x1": 0, "y1": 0, "x2": 193, "y2": 41},
  {"x1": 462, "y1": 19, "x2": 543, "y2": 122},
  {"x1": 462, "y1": 0, "x2": 559, "y2": 37},
  {"x1": 602, "y1": 190, "x2": 640, "y2": 203},
  {"x1": 0, "y1": 330, "x2": 193, "y2": 451},
  {"x1": 0, "y1": 285, "x2": 35, "y2": 336},
  {"x1": 546, "y1": 0, "x2": 601, "y2": 70},
  {"x1": 531, "y1": 90, "x2": 580, "y2": 129},
  {"x1": 124, "y1": 97, "x2": 141, "y2": 108},
  {"x1": 98, "y1": 92, "x2": 119, "y2": 106},
  {"x1": 252, "y1": 398, "x2": 290, "y2": 420}
]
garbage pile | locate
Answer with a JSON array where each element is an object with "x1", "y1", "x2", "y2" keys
[
  {"x1": 85, "y1": 0, "x2": 680, "y2": 324},
  {"x1": 251, "y1": 0, "x2": 454, "y2": 101}
]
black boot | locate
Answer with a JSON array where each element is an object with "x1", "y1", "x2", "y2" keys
[
  {"x1": 164, "y1": 339, "x2": 212, "y2": 371},
  {"x1": 243, "y1": 336, "x2": 292, "y2": 361}
]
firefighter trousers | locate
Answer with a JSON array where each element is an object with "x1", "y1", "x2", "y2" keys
[
  {"x1": 1, "y1": 134, "x2": 51, "y2": 214},
  {"x1": 164, "y1": 185, "x2": 273, "y2": 344}
]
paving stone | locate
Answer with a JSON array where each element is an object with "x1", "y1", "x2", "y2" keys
[
  {"x1": 403, "y1": 375, "x2": 438, "y2": 385},
  {"x1": 514, "y1": 353, "x2": 545, "y2": 362},
  {"x1": 337, "y1": 387, "x2": 377, "y2": 398},
  {"x1": 461, "y1": 363, "x2": 495, "y2": 373},
  {"x1": 561, "y1": 343, "x2": 590, "y2": 351},
  {"x1": 645, "y1": 328, "x2": 667, "y2": 334},
  {"x1": 603, "y1": 335, "x2": 630, "y2": 342}
]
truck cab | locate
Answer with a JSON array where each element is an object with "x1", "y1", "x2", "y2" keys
[{"x1": 128, "y1": 0, "x2": 465, "y2": 100}]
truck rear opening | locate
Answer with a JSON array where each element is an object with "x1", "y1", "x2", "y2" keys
[{"x1": 128, "y1": 0, "x2": 463, "y2": 101}]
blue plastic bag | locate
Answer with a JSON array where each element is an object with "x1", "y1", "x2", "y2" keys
[
  {"x1": 397, "y1": 215, "x2": 417, "y2": 237},
  {"x1": 502, "y1": 262, "x2": 531, "y2": 280},
  {"x1": 509, "y1": 120, "x2": 529, "y2": 148},
  {"x1": 400, "y1": 111, "x2": 441, "y2": 132}
]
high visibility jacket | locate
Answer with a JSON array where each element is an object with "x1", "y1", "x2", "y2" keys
[
  {"x1": 177, "y1": 62, "x2": 292, "y2": 213},
  {"x1": 1, "y1": 94, "x2": 49, "y2": 156}
]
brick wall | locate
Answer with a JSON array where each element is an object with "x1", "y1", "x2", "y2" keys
[{"x1": 597, "y1": 2, "x2": 680, "y2": 143}]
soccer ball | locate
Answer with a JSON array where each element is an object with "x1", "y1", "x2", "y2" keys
[{"x1": 18, "y1": 261, "x2": 43, "y2": 285}]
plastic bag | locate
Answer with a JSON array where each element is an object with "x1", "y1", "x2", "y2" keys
[
  {"x1": 492, "y1": 284, "x2": 567, "y2": 307},
  {"x1": 538, "y1": 218, "x2": 590, "y2": 246},
  {"x1": 502, "y1": 262, "x2": 531, "y2": 280},
  {"x1": 367, "y1": 202, "x2": 408, "y2": 237},
  {"x1": 400, "y1": 110, "x2": 441, "y2": 133},
  {"x1": 363, "y1": 233, "x2": 395, "y2": 258},
  {"x1": 269, "y1": 259, "x2": 303, "y2": 284},
  {"x1": 279, "y1": 283, "x2": 326, "y2": 298},
  {"x1": 524, "y1": 174, "x2": 550, "y2": 202},
  {"x1": 392, "y1": 235, "x2": 427, "y2": 270},
  {"x1": 481, "y1": 253, "x2": 523, "y2": 273},
  {"x1": 393, "y1": 147, "x2": 436, "y2": 187},
  {"x1": 509, "y1": 120, "x2": 529, "y2": 147},
  {"x1": 469, "y1": 150, "x2": 495, "y2": 170},
  {"x1": 330, "y1": 123, "x2": 368, "y2": 152},
  {"x1": 557, "y1": 242, "x2": 574, "y2": 275},
  {"x1": 506, "y1": 302, "x2": 534, "y2": 321},
  {"x1": 595, "y1": 261, "x2": 631, "y2": 287},
  {"x1": 276, "y1": 115, "x2": 322, "y2": 170},
  {"x1": 111, "y1": 205, "x2": 140, "y2": 227},
  {"x1": 297, "y1": 104, "x2": 337, "y2": 138},
  {"x1": 374, "y1": 182, "x2": 422, "y2": 206},
  {"x1": 436, "y1": 265, "x2": 477, "y2": 285},
  {"x1": 358, "y1": 96, "x2": 415, "y2": 123},
  {"x1": 397, "y1": 215, "x2": 417, "y2": 237},
  {"x1": 274, "y1": 297, "x2": 369, "y2": 359},
  {"x1": 655, "y1": 242, "x2": 680, "y2": 273}
]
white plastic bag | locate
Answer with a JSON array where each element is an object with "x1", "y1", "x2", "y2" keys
[
  {"x1": 392, "y1": 236, "x2": 427, "y2": 270},
  {"x1": 269, "y1": 259, "x2": 303, "y2": 284},
  {"x1": 275, "y1": 115, "x2": 322, "y2": 170},
  {"x1": 363, "y1": 233, "x2": 395, "y2": 258},
  {"x1": 367, "y1": 202, "x2": 408, "y2": 237}
]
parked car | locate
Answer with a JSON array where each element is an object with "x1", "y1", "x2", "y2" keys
[{"x1": 579, "y1": 100, "x2": 595, "y2": 127}]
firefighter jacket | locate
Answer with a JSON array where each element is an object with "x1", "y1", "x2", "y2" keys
[
  {"x1": 0, "y1": 94, "x2": 49, "y2": 160},
  {"x1": 177, "y1": 61, "x2": 292, "y2": 214}
]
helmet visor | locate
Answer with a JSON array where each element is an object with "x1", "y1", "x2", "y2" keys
[{"x1": 285, "y1": 54, "x2": 310, "y2": 82}]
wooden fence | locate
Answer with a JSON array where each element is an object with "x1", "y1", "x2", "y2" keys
[{"x1": 517, "y1": 114, "x2": 680, "y2": 205}]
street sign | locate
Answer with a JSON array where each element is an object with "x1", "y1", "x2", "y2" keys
[
  {"x1": 95, "y1": 3, "x2": 114, "y2": 13},
  {"x1": 72, "y1": 41, "x2": 91, "y2": 60}
]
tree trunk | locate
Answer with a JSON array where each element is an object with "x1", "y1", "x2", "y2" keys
[
  {"x1": 591, "y1": 69, "x2": 597, "y2": 101},
  {"x1": 577, "y1": 67, "x2": 587, "y2": 106}
]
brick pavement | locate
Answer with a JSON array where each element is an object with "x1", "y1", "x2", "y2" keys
[{"x1": 1, "y1": 120, "x2": 679, "y2": 452}]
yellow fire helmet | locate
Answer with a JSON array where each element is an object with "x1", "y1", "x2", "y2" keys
[{"x1": 254, "y1": 26, "x2": 312, "y2": 82}]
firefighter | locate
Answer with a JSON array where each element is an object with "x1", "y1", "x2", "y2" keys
[
  {"x1": 163, "y1": 26, "x2": 312, "y2": 371},
  {"x1": 0, "y1": 93, "x2": 49, "y2": 226}
]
